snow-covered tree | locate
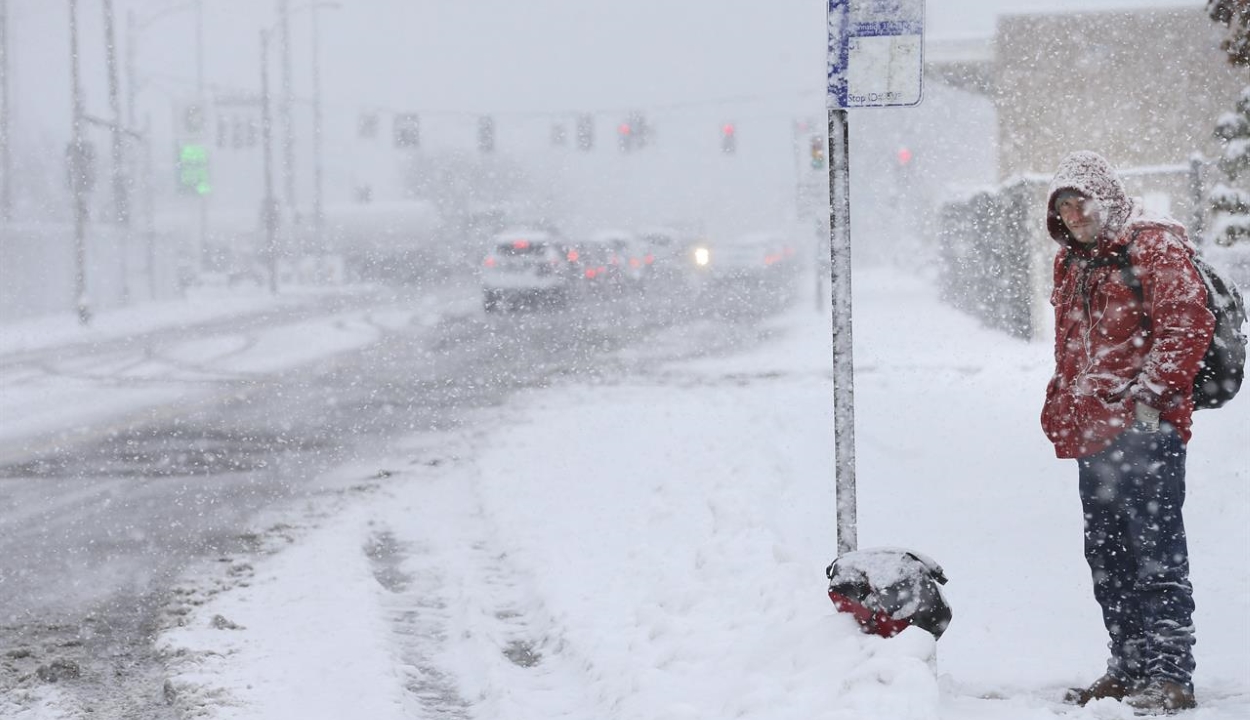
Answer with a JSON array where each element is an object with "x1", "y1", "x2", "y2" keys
[{"x1": 1208, "y1": 0, "x2": 1250, "y2": 245}]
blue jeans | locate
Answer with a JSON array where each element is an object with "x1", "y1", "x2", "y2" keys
[{"x1": 1077, "y1": 424, "x2": 1196, "y2": 691}]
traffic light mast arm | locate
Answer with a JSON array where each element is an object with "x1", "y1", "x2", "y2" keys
[{"x1": 80, "y1": 113, "x2": 145, "y2": 140}]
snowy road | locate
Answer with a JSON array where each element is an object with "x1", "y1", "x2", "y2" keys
[
  {"x1": 0, "y1": 277, "x2": 779, "y2": 717},
  {"x1": 1, "y1": 269, "x2": 1246, "y2": 720}
]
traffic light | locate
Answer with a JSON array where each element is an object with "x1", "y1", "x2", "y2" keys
[
  {"x1": 810, "y1": 135, "x2": 826, "y2": 170},
  {"x1": 630, "y1": 112, "x2": 649, "y2": 149},
  {"x1": 180, "y1": 103, "x2": 206, "y2": 137},
  {"x1": 576, "y1": 114, "x2": 594, "y2": 151},
  {"x1": 393, "y1": 113, "x2": 420, "y2": 148},
  {"x1": 618, "y1": 119, "x2": 634, "y2": 153},
  {"x1": 176, "y1": 142, "x2": 211, "y2": 196},
  {"x1": 217, "y1": 114, "x2": 258, "y2": 149},
  {"x1": 616, "y1": 113, "x2": 650, "y2": 153},
  {"x1": 721, "y1": 123, "x2": 737, "y2": 154},
  {"x1": 551, "y1": 122, "x2": 567, "y2": 147},
  {"x1": 478, "y1": 115, "x2": 495, "y2": 153}
]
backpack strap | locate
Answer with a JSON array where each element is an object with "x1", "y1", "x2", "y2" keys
[{"x1": 1083, "y1": 231, "x2": 1150, "y2": 332}]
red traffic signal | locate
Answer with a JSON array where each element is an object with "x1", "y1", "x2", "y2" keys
[
  {"x1": 618, "y1": 121, "x2": 634, "y2": 152},
  {"x1": 721, "y1": 123, "x2": 737, "y2": 154}
]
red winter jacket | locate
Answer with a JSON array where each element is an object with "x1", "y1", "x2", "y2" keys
[{"x1": 1041, "y1": 152, "x2": 1214, "y2": 459}]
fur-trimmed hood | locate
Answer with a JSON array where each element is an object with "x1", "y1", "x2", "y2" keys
[{"x1": 1046, "y1": 151, "x2": 1134, "y2": 250}]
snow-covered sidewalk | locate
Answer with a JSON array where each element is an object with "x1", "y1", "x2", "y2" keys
[{"x1": 9, "y1": 269, "x2": 1250, "y2": 719}]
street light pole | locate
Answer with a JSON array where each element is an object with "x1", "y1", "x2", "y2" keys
[
  {"x1": 103, "y1": 0, "x2": 128, "y2": 228},
  {"x1": 196, "y1": 0, "x2": 204, "y2": 96},
  {"x1": 260, "y1": 28, "x2": 278, "y2": 293},
  {"x1": 68, "y1": 0, "x2": 90, "y2": 324},
  {"x1": 103, "y1": 0, "x2": 130, "y2": 308},
  {"x1": 0, "y1": 0, "x2": 11, "y2": 223},
  {"x1": 279, "y1": 0, "x2": 296, "y2": 223},
  {"x1": 125, "y1": 9, "x2": 136, "y2": 129},
  {"x1": 195, "y1": 0, "x2": 207, "y2": 273},
  {"x1": 311, "y1": 6, "x2": 325, "y2": 255}
]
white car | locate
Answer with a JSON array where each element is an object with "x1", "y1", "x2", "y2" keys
[{"x1": 480, "y1": 230, "x2": 573, "y2": 312}]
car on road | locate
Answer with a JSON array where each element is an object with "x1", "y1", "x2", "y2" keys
[
  {"x1": 589, "y1": 230, "x2": 650, "y2": 284},
  {"x1": 565, "y1": 230, "x2": 650, "y2": 292},
  {"x1": 636, "y1": 226, "x2": 702, "y2": 286},
  {"x1": 687, "y1": 231, "x2": 800, "y2": 308},
  {"x1": 480, "y1": 230, "x2": 574, "y2": 312}
]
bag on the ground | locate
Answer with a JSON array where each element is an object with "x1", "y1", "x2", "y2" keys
[{"x1": 826, "y1": 548, "x2": 952, "y2": 639}]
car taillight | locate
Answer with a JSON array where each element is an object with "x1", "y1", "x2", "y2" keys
[
  {"x1": 512, "y1": 240, "x2": 530, "y2": 250},
  {"x1": 567, "y1": 250, "x2": 580, "y2": 262},
  {"x1": 585, "y1": 268, "x2": 597, "y2": 279},
  {"x1": 644, "y1": 253, "x2": 655, "y2": 265},
  {"x1": 764, "y1": 253, "x2": 781, "y2": 266},
  {"x1": 484, "y1": 256, "x2": 497, "y2": 268},
  {"x1": 629, "y1": 258, "x2": 641, "y2": 269}
]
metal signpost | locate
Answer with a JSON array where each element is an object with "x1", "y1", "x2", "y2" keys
[{"x1": 826, "y1": 0, "x2": 924, "y2": 555}]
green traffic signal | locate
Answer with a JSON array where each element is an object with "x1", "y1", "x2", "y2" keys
[{"x1": 178, "y1": 143, "x2": 212, "y2": 196}]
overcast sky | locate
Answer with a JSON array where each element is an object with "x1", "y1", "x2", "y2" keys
[
  {"x1": 5, "y1": 0, "x2": 1209, "y2": 120},
  {"x1": 1, "y1": 0, "x2": 1211, "y2": 231}
]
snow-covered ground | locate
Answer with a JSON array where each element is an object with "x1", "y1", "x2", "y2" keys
[{"x1": 2, "y1": 269, "x2": 1247, "y2": 719}]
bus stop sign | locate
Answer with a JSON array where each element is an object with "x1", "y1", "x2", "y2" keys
[{"x1": 827, "y1": 0, "x2": 925, "y2": 109}]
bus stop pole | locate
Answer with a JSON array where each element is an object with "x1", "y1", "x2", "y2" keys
[{"x1": 828, "y1": 107, "x2": 856, "y2": 556}]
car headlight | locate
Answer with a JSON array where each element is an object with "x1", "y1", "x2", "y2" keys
[{"x1": 694, "y1": 247, "x2": 710, "y2": 266}]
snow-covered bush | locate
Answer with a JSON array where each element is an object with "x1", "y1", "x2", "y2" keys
[{"x1": 1208, "y1": 1, "x2": 1250, "y2": 246}]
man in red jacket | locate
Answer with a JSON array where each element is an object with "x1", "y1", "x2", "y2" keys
[{"x1": 1042, "y1": 151, "x2": 1214, "y2": 713}]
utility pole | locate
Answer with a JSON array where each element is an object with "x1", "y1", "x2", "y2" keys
[
  {"x1": 143, "y1": 113, "x2": 157, "y2": 299},
  {"x1": 103, "y1": 0, "x2": 129, "y2": 228},
  {"x1": 103, "y1": 0, "x2": 130, "y2": 307},
  {"x1": 68, "y1": 0, "x2": 90, "y2": 324},
  {"x1": 124, "y1": 10, "x2": 136, "y2": 128},
  {"x1": 195, "y1": 0, "x2": 208, "y2": 275},
  {"x1": 0, "y1": 0, "x2": 10, "y2": 222},
  {"x1": 279, "y1": 0, "x2": 296, "y2": 223},
  {"x1": 311, "y1": 7, "x2": 324, "y2": 255},
  {"x1": 260, "y1": 28, "x2": 278, "y2": 293}
]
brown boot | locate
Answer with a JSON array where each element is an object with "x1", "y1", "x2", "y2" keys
[
  {"x1": 1063, "y1": 673, "x2": 1134, "y2": 706},
  {"x1": 1125, "y1": 680, "x2": 1196, "y2": 714}
]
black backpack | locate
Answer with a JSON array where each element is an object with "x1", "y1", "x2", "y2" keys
[{"x1": 1093, "y1": 237, "x2": 1248, "y2": 410}]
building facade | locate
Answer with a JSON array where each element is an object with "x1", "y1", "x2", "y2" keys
[{"x1": 994, "y1": 6, "x2": 1243, "y2": 180}]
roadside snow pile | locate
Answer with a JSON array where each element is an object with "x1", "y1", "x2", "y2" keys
[{"x1": 154, "y1": 288, "x2": 944, "y2": 720}]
